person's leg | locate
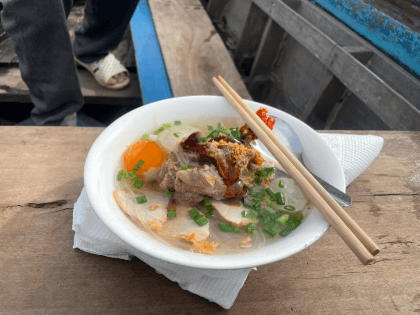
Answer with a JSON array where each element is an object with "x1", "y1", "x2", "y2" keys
[
  {"x1": 1, "y1": 0, "x2": 84, "y2": 126},
  {"x1": 73, "y1": 0, "x2": 139, "y2": 85},
  {"x1": 74, "y1": 0, "x2": 139, "y2": 62}
]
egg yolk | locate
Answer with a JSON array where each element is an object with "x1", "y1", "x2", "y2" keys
[{"x1": 124, "y1": 140, "x2": 167, "y2": 175}]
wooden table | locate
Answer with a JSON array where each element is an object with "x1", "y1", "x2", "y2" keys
[{"x1": 1, "y1": 127, "x2": 419, "y2": 314}]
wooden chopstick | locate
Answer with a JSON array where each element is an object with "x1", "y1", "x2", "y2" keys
[
  {"x1": 213, "y1": 76, "x2": 376, "y2": 265},
  {"x1": 216, "y1": 76, "x2": 380, "y2": 256}
]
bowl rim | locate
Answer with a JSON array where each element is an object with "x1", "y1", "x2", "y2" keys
[{"x1": 84, "y1": 95, "x2": 345, "y2": 269}]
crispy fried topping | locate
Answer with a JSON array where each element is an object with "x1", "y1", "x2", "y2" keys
[{"x1": 193, "y1": 241, "x2": 217, "y2": 254}]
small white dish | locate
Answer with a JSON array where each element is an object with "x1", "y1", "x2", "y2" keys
[{"x1": 84, "y1": 96, "x2": 345, "y2": 270}]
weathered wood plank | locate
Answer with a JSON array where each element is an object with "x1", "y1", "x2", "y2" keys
[
  {"x1": 297, "y1": 0, "x2": 420, "y2": 110},
  {"x1": 253, "y1": 0, "x2": 420, "y2": 130},
  {"x1": 0, "y1": 128, "x2": 419, "y2": 314},
  {"x1": 312, "y1": 0, "x2": 420, "y2": 77},
  {"x1": 249, "y1": 18, "x2": 287, "y2": 80},
  {"x1": 233, "y1": 2, "x2": 269, "y2": 75},
  {"x1": 148, "y1": 0, "x2": 251, "y2": 99},
  {"x1": 0, "y1": 67, "x2": 141, "y2": 105},
  {"x1": 300, "y1": 46, "x2": 373, "y2": 121},
  {"x1": 385, "y1": 0, "x2": 420, "y2": 18}
]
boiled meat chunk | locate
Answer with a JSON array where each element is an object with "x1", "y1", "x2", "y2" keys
[{"x1": 174, "y1": 165, "x2": 226, "y2": 201}]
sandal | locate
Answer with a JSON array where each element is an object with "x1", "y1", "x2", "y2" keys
[{"x1": 75, "y1": 54, "x2": 130, "y2": 90}]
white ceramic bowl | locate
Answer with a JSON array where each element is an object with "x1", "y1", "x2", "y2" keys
[{"x1": 84, "y1": 96, "x2": 345, "y2": 270}]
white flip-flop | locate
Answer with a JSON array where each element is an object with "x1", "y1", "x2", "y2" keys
[{"x1": 75, "y1": 54, "x2": 130, "y2": 90}]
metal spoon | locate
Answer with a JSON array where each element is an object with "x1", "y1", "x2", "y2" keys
[{"x1": 253, "y1": 117, "x2": 352, "y2": 207}]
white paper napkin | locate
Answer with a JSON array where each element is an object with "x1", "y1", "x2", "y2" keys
[{"x1": 72, "y1": 133, "x2": 384, "y2": 309}]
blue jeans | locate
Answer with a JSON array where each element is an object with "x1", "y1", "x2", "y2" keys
[{"x1": 1, "y1": 0, "x2": 139, "y2": 125}]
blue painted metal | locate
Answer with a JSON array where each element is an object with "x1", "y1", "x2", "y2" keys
[
  {"x1": 130, "y1": 0, "x2": 173, "y2": 104},
  {"x1": 311, "y1": 0, "x2": 420, "y2": 78}
]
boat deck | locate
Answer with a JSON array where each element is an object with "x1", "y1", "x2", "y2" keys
[
  {"x1": 0, "y1": 0, "x2": 249, "y2": 126},
  {"x1": 0, "y1": 0, "x2": 419, "y2": 129}
]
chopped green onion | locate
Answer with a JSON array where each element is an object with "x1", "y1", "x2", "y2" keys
[
  {"x1": 181, "y1": 164, "x2": 191, "y2": 170},
  {"x1": 258, "y1": 213, "x2": 272, "y2": 225},
  {"x1": 278, "y1": 180, "x2": 285, "y2": 188},
  {"x1": 124, "y1": 172, "x2": 129, "y2": 179},
  {"x1": 279, "y1": 217, "x2": 301, "y2": 236},
  {"x1": 233, "y1": 226, "x2": 241, "y2": 233},
  {"x1": 275, "y1": 192, "x2": 285, "y2": 205},
  {"x1": 135, "y1": 195, "x2": 147, "y2": 204},
  {"x1": 264, "y1": 197, "x2": 272, "y2": 205},
  {"x1": 167, "y1": 210, "x2": 176, "y2": 217},
  {"x1": 242, "y1": 210, "x2": 257, "y2": 219},
  {"x1": 246, "y1": 223, "x2": 256, "y2": 234},
  {"x1": 188, "y1": 207, "x2": 201, "y2": 219},
  {"x1": 117, "y1": 170, "x2": 123, "y2": 180},
  {"x1": 249, "y1": 185, "x2": 261, "y2": 196},
  {"x1": 207, "y1": 125, "x2": 213, "y2": 131},
  {"x1": 243, "y1": 203, "x2": 256, "y2": 210},
  {"x1": 233, "y1": 128, "x2": 241, "y2": 139},
  {"x1": 245, "y1": 169, "x2": 250, "y2": 174},
  {"x1": 158, "y1": 127, "x2": 165, "y2": 132},
  {"x1": 204, "y1": 205, "x2": 215, "y2": 218},
  {"x1": 263, "y1": 228, "x2": 276, "y2": 237},
  {"x1": 220, "y1": 129, "x2": 231, "y2": 136},
  {"x1": 284, "y1": 205, "x2": 296, "y2": 211},
  {"x1": 265, "y1": 188, "x2": 276, "y2": 200},
  {"x1": 173, "y1": 133, "x2": 180, "y2": 138},
  {"x1": 287, "y1": 217, "x2": 302, "y2": 229},
  {"x1": 198, "y1": 137, "x2": 208, "y2": 142},
  {"x1": 261, "y1": 167, "x2": 275, "y2": 179},
  {"x1": 133, "y1": 180, "x2": 144, "y2": 189},
  {"x1": 272, "y1": 211, "x2": 283, "y2": 221},
  {"x1": 269, "y1": 221, "x2": 281, "y2": 232},
  {"x1": 133, "y1": 160, "x2": 144, "y2": 171},
  {"x1": 194, "y1": 215, "x2": 208, "y2": 226},
  {"x1": 253, "y1": 199, "x2": 262, "y2": 211},
  {"x1": 276, "y1": 214, "x2": 290, "y2": 224},
  {"x1": 203, "y1": 198, "x2": 215, "y2": 218},
  {"x1": 263, "y1": 221, "x2": 281, "y2": 237},
  {"x1": 217, "y1": 122, "x2": 222, "y2": 128},
  {"x1": 149, "y1": 179, "x2": 157, "y2": 185},
  {"x1": 217, "y1": 222, "x2": 235, "y2": 232},
  {"x1": 142, "y1": 134, "x2": 149, "y2": 140},
  {"x1": 174, "y1": 120, "x2": 181, "y2": 125},
  {"x1": 153, "y1": 130, "x2": 160, "y2": 135},
  {"x1": 129, "y1": 171, "x2": 137, "y2": 181},
  {"x1": 265, "y1": 207, "x2": 275, "y2": 214},
  {"x1": 263, "y1": 214, "x2": 273, "y2": 224},
  {"x1": 254, "y1": 175, "x2": 261, "y2": 184},
  {"x1": 165, "y1": 188, "x2": 175, "y2": 196},
  {"x1": 279, "y1": 228, "x2": 291, "y2": 237},
  {"x1": 254, "y1": 204, "x2": 262, "y2": 213},
  {"x1": 163, "y1": 124, "x2": 171, "y2": 128}
]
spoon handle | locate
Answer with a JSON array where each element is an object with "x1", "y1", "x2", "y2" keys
[{"x1": 309, "y1": 172, "x2": 352, "y2": 207}]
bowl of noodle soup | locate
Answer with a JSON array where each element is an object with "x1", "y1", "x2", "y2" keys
[{"x1": 84, "y1": 96, "x2": 345, "y2": 269}]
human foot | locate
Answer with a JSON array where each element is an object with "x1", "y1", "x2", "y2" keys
[{"x1": 75, "y1": 54, "x2": 130, "y2": 90}]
